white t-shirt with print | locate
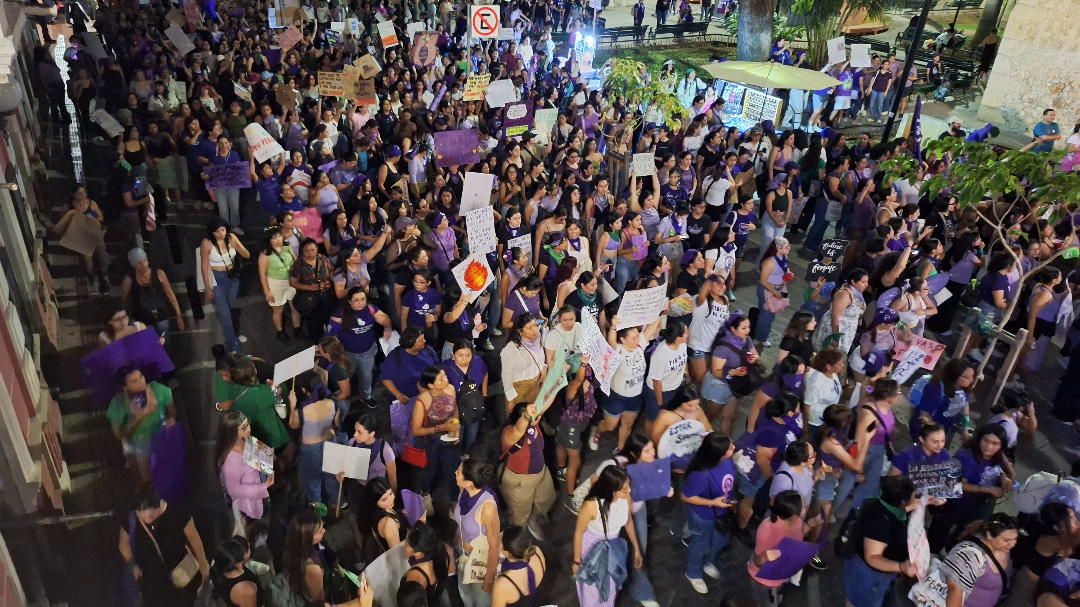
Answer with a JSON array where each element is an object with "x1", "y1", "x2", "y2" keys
[
  {"x1": 610, "y1": 345, "x2": 647, "y2": 397},
  {"x1": 647, "y1": 342, "x2": 688, "y2": 392}
]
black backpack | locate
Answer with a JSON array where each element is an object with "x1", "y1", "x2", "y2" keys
[
  {"x1": 751, "y1": 470, "x2": 793, "y2": 519},
  {"x1": 833, "y1": 505, "x2": 865, "y2": 559}
]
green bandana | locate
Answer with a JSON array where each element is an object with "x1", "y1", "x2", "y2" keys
[
  {"x1": 576, "y1": 287, "x2": 597, "y2": 308},
  {"x1": 876, "y1": 497, "x2": 907, "y2": 521},
  {"x1": 544, "y1": 245, "x2": 565, "y2": 267}
]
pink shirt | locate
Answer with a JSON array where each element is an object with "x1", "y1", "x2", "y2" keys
[
  {"x1": 220, "y1": 451, "x2": 269, "y2": 520},
  {"x1": 748, "y1": 518, "x2": 805, "y2": 586}
]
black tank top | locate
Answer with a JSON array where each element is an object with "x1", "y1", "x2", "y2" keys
[
  {"x1": 215, "y1": 569, "x2": 265, "y2": 607},
  {"x1": 499, "y1": 554, "x2": 545, "y2": 607},
  {"x1": 128, "y1": 270, "x2": 173, "y2": 324}
]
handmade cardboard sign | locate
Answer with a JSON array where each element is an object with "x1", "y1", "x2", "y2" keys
[
  {"x1": 318, "y1": 71, "x2": 345, "y2": 97},
  {"x1": 205, "y1": 164, "x2": 253, "y2": 189},
  {"x1": 464, "y1": 74, "x2": 490, "y2": 101},
  {"x1": 433, "y1": 129, "x2": 483, "y2": 168}
]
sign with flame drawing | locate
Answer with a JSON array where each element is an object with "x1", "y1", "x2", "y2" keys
[{"x1": 452, "y1": 254, "x2": 495, "y2": 302}]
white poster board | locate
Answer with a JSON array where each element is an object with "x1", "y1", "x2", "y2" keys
[
  {"x1": 890, "y1": 347, "x2": 927, "y2": 384},
  {"x1": 348, "y1": 17, "x2": 363, "y2": 36},
  {"x1": 378, "y1": 21, "x2": 399, "y2": 46},
  {"x1": 406, "y1": 21, "x2": 425, "y2": 38},
  {"x1": 466, "y1": 207, "x2": 497, "y2": 256},
  {"x1": 498, "y1": 27, "x2": 515, "y2": 40},
  {"x1": 272, "y1": 345, "x2": 318, "y2": 386},
  {"x1": 452, "y1": 254, "x2": 496, "y2": 302},
  {"x1": 827, "y1": 36, "x2": 847, "y2": 66},
  {"x1": 632, "y1": 152, "x2": 656, "y2": 176},
  {"x1": 577, "y1": 314, "x2": 623, "y2": 395},
  {"x1": 656, "y1": 418, "x2": 707, "y2": 459},
  {"x1": 485, "y1": 79, "x2": 519, "y2": 108},
  {"x1": 850, "y1": 43, "x2": 872, "y2": 68},
  {"x1": 90, "y1": 109, "x2": 125, "y2": 137},
  {"x1": 321, "y1": 442, "x2": 372, "y2": 480},
  {"x1": 330, "y1": 21, "x2": 345, "y2": 32},
  {"x1": 533, "y1": 108, "x2": 557, "y2": 145},
  {"x1": 165, "y1": 23, "x2": 197, "y2": 56},
  {"x1": 908, "y1": 498, "x2": 931, "y2": 581},
  {"x1": 244, "y1": 123, "x2": 286, "y2": 163},
  {"x1": 616, "y1": 284, "x2": 667, "y2": 327},
  {"x1": 459, "y1": 172, "x2": 495, "y2": 215},
  {"x1": 507, "y1": 234, "x2": 532, "y2": 264}
]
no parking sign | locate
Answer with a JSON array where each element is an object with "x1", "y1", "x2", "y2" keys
[{"x1": 470, "y1": 5, "x2": 500, "y2": 39}]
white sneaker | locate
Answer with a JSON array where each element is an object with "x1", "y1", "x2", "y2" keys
[
  {"x1": 703, "y1": 563, "x2": 720, "y2": 579},
  {"x1": 641, "y1": 601, "x2": 661, "y2": 607},
  {"x1": 686, "y1": 575, "x2": 708, "y2": 594},
  {"x1": 762, "y1": 340, "x2": 773, "y2": 348},
  {"x1": 238, "y1": 335, "x2": 248, "y2": 343},
  {"x1": 588, "y1": 431, "x2": 600, "y2": 451}
]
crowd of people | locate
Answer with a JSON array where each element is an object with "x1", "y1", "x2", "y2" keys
[{"x1": 40, "y1": 0, "x2": 1080, "y2": 606}]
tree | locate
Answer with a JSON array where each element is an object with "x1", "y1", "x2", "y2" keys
[
  {"x1": 793, "y1": 0, "x2": 889, "y2": 66},
  {"x1": 602, "y1": 58, "x2": 685, "y2": 129},
  {"x1": 737, "y1": 0, "x2": 776, "y2": 61},
  {"x1": 883, "y1": 139, "x2": 1080, "y2": 399},
  {"x1": 971, "y1": 0, "x2": 1003, "y2": 48}
]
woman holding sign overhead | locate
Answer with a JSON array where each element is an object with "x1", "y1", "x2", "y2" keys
[
  {"x1": 202, "y1": 137, "x2": 247, "y2": 235},
  {"x1": 287, "y1": 371, "x2": 341, "y2": 507}
]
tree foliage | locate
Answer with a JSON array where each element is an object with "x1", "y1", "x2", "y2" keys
[
  {"x1": 603, "y1": 58, "x2": 685, "y2": 128},
  {"x1": 792, "y1": 0, "x2": 889, "y2": 65}
]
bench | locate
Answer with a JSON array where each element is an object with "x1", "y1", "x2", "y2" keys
[
  {"x1": 597, "y1": 25, "x2": 650, "y2": 47},
  {"x1": 844, "y1": 34, "x2": 890, "y2": 56},
  {"x1": 941, "y1": 0, "x2": 981, "y2": 9},
  {"x1": 894, "y1": 27, "x2": 938, "y2": 52},
  {"x1": 549, "y1": 30, "x2": 571, "y2": 52},
  {"x1": 651, "y1": 21, "x2": 710, "y2": 42},
  {"x1": 910, "y1": 49, "x2": 976, "y2": 89}
]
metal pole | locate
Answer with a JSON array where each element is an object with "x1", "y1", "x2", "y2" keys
[{"x1": 881, "y1": 0, "x2": 933, "y2": 143}]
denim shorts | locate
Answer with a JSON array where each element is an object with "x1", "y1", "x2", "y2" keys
[
  {"x1": 816, "y1": 472, "x2": 841, "y2": 501},
  {"x1": 738, "y1": 471, "x2": 766, "y2": 499},
  {"x1": 646, "y1": 389, "x2": 676, "y2": 421},
  {"x1": 688, "y1": 347, "x2": 710, "y2": 360},
  {"x1": 603, "y1": 391, "x2": 644, "y2": 417},
  {"x1": 701, "y1": 372, "x2": 733, "y2": 404},
  {"x1": 557, "y1": 419, "x2": 589, "y2": 450}
]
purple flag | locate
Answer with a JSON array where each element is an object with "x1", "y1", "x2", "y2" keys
[
  {"x1": 756, "y1": 537, "x2": 819, "y2": 581},
  {"x1": 401, "y1": 489, "x2": 424, "y2": 526},
  {"x1": 912, "y1": 96, "x2": 923, "y2": 162},
  {"x1": 80, "y1": 328, "x2": 175, "y2": 408},
  {"x1": 151, "y1": 422, "x2": 188, "y2": 502},
  {"x1": 433, "y1": 129, "x2": 482, "y2": 168},
  {"x1": 627, "y1": 457, "x2": 671, "y2": 502},
  {"x1": 428, "y1": 83, "x2": 446, "y2": 113}
]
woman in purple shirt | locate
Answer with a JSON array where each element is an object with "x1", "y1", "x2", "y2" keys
[
  {"x1": 502, "y1": 275, "x2": 544, "y2": 330},
  {"x1": 400, "y1": 269, "x2": 443, "y2": 345},
  {"x1": 850, "y1": 378, "x2": 901, "y2": 510},
  {"x1": 441, "y1": 340, "x2": 489, "y2": 453},
  {"x1": 327, "y1": 287, "x2": 392, "y2": 400},
  {"x1": 381, "y1": 326, "x2": 440, "y2": 403}
]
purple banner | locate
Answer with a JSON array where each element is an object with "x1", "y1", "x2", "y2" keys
[
  {"x1": 205, "y1": 163, "x2": 252, "y2": 189},
  {"x1": 756, "y1": 537, "x2": 819, "y2": 581},
  {"x1": 428, "y1": 83, "x2": 446, "y2": 113},
  {"x1": 433, "y1": 129, "x2": 482, "y2": 168},
  {"x1": 151, "y1": 422, "x2": 188, "y2": 502},
  {"x1": 503, "y1": 100, "x2": 535, "y2": 137},
  {"x1": 80, "y1": 328, "x2": 175, "y2": 408},
  {"x1": 912, "y1": 95, "x2": 923, "y2": 162},
  {"x1": 627, "y1": 457, "x2": 671, "y2": 502},
  {"x1": 263, "y1": 48, "x2": 282, "y2": 70}
]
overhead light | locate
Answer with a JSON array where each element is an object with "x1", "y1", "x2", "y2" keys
[
  {"x1": 0, "y1": 184, "x2": 18, "y2": 191},
  {"x1": 0, "y1": 81, "x2": 23, "y2": 115}
]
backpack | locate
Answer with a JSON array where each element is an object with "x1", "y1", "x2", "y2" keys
[
  {"x1": 833, "y1": 506, "x2": 864, "y2": 559},
  {"x1": 267, "y1": 573, "x2": 307, "y2": 607},
  {"x1": 751, "y1": 470, "x2": 793, "y2": 519}
]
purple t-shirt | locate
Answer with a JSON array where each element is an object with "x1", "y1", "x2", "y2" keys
[
  {"x1": 682, "y1": 459, "x2": 737, "y2": 520},
  {"x1": 401, "y1": 288, "x2": 443, "y2": 327},
  {"x1": 726, "y1": 210, "x2": 757, "y2": 245},
  {"x1": 711, "y1": 334, "x2": 750, "y2": 372},
  {"x1": 327, "y1": 305, "x2": 380, "y2": 354},
  {"x1": 441, "y1": 357, "x2": 489, "y2": 392},
  {"x1": 759, "y1": 373, "x2": 806, "y2": 400},
  {"x1": 979, "y1": 272, "x2": 1008, "y2": 305},
  {"x1": 381, "y1": 346, "x2": 440, "y2": 399},
  {"x1": 505, "y1": 289, "x2": 541, "y2": 322}
]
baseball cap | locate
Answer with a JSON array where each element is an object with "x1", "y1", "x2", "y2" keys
[
  {"x1": 862, "y1": 349, "x2": 888, "y2": 376},
  {"x1": 947, "y1": 116, "x2": 962, "y2": 125},
  {"x1": 127, "y1": 248, "x2": 148, "y2": 266}
]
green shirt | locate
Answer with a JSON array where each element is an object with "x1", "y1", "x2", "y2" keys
[
  {"x1": 107, "y1": 381, "x2": 173, "y2": 444},
  {"x1": 213, "y1": 375, "x2": 290, "y2": 449},
  {"x1": 266, "y1": 246, "x2": 296, "y2": 281}
]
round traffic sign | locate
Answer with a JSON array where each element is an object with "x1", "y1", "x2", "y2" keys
[{"x1": 471, "y1": 5, "x2": 499, "y2": 37}]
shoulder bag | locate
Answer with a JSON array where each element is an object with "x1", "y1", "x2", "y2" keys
[{"x1": 138, "y1": 516, "x2": 200, "y2": 588}]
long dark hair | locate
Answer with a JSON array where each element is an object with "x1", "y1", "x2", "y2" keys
[
  {"x1": 943, "y1": 230, "x2": 981, "y2": 271},
  {"x1": 282, "y1": 509, "x2": 323, "y2": 592},
  {"x1": 215, "y1": 410, "x2": 245, "y2": 470},
  {"x1": 405, "y1": 523, "x2": 451, "y2": 584},
  {"x1": 210, "y1": 536, "x2": 249, "y2": 592},
  {"x1": 965, "y1": 423, "x2": 1009, "y2": 466},
  {"x1": 686, "y1": 432, "x2": 732, "y2": 474},
  {"x1": 931, "y1": 358, "x2": 971, "y2": 399},
  {"x1": 619, "y1": 432, "x2": 652, "y2": 465},
  {"x1": 583, "y1": 466, "x2": 629, "y2": 535}
]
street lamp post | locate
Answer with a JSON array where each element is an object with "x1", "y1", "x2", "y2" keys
[{"x1": 881, "y1": 0, "x2": 934, "y2": 143}]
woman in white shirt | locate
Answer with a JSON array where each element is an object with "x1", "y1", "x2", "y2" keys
[
  {"x1": 572, "y1": 466, "x2": 643, "y2": 607},
  {"x1": 646, "y1": 320, "x2": 690, "y2": 436},
  {"x1": 500, "y1": 313, "x2": 548, "y2": 415},
  {"x1": 803, "y1": 348, "x2": 846, "y2": 439},
  {"x1": 688, "y1": 276, "x2": 730, "y2": 390},
  {"x1": 544, "y1": 306, "x2": 581, "y2": 368},
  {"x1": 594, "y1": 316, "x2": 663, "y2": 452}
]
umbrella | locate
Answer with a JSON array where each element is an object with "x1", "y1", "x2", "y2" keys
[{"x1": 699, "y1": 61, "x2": 842, "y2": 91}]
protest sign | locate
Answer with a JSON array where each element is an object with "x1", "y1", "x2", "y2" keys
[
  {"x1": 577, "y1": 313, "x2": 623, "y2": 395},
  {"x1": 81, "y1": 33, "x2": 108, "y2": 60},
  {"x1": 485, "y1": 79, "x2": 518, "y2": 108},
  {"x1": 244, "y1": 123, "x2": 286, "y2": 163},
  {"x1": 890, "y1": 347, "x2": 927, "y2": 384},
  {"x1": 498, "y1": 27, "x2": 515, "y2": 40},
  {"x1": 804, "y1": 259, "x2": 842, "y2": 283},
  {"x1": 276, "y1": 25, "x2": 303, "y2": 52},
  {"x1": 347, "y1": 17, "x2": 363, "y2": 36},
  {"x1": 322, "y1": 442, "x2": 372, "y2": 480},
  {"x1": 411, "y1": 32, "x2": 439, "y2": 67},
  {"x1": 292, "y1": 207, "x2": 324, "y2": 242},
  {"x1": 355, "y1": 79, "x2": 378, "y2": 105},
  {"x1": 165, "y1": 8, "x2": 187, "y2": 25},
  {"x1": 534, "y1": 337, "x2": 568, "y2": 414},
  {"x1": 827, "y1": 36, "x2": 847, "y2": 65},
  {"x1": 406, "y1": 21, "x2": 425, "y2": 38},
  {"x1": 286, "y1": 170, "x2": 311, "y2": 200},
  {"x1": 909, "y1": 461, "x2": 963, "y2": 500},
  {"x1": 466, "y1": 208, "x2": 497, "y2": 256},
  {"x1": 519, "y1": 43, "x2": 533, "y2": 65},
  {"x1": 656, "y1": 419, "x2": 707, "y2": 459},
  {"x1": 205, "y1": 164, "x2": 252, "y2": 189},
  {"x1": 318, "y1": 71, "x2": 345, "y2": 97},
  {"x1": 464, "y1": 74, "x2": 490, "y2": 101},
  {"x1": 243, "y1": 437, "x2": 275, "y2": 475},
  {"x1": 452, "y1": 254, "x2": 496, "y2": 303},
  {"x1": 819, "y1": 239, "x2": 848, "y2": 261},
  {"x1": 184, "y1": 0, "x2": 203, "y2": 24},
  {"x1": 632, "y1": 152, "x2": 656, "y2": 176},
  {"x1": 908, "y1": 499, "x2": 931, "y2": 581},
  {"x1": 330, "y1": 21, "x2": 345, "y2": 32},
  {"x1": 459, "y1": 172, "x2": 495, "y2": 214},
  {"x1": 325, "y1": 30, "x2": 340, "y2": 46},
  {"x1": 401, "y1": 490, "x2": 424, "y2": 526},
  {"x1": 503, "y1": 100, "x2": 535, "y2": 137},
  {"x1": 893, "y1": 335, "x2": 946, "y2": 370},
  {"x1": 90, "y1": 109, "x2": 125, "y2": 138},
  {"x1": 850, "y1": 44, "x2": 872, "y2": 68},
  {"x1": 165, "y1": 24, "x2": 196, "y2": 56},
  {"x1": 533, "y1": 108, "x2": 557, "y2": 144},
  {"x1": 909, "y1": 559, "x2": 949, "y2": 607},
  {"x1": 233, "y1": 82, "x2": 252, "y2": 104},
  {"x1": 272, "y1": 346, "x2": 317, "y2": 386},
  {"x1": 617, "y1": 284, "x2": 667, "y2": 327},
  {"x1": 365, "y1": 543, "x2": 411, "y2": 607},
  {"x1": 81, "y1": 328, "x2": 175, "y2": 407},
  {"x1": 59, "y1": 212, "x2": 105, "y2": 257},
  {"x1": 627, "y1": 457, "x2": 671, "y2": 502},
  {"x1": 756, "y1": 538, "x2": 820, "y2": 581},
  {"x1": 507, "y1": 234, "x2": 532, "y2": 264},
  {"x1": 356, "y1": 54, "x2": 381, "y2": 80},
  {"x1": 268, "y1": 6, "x2": 278, "y2": 28},
  {"x1": 378, "y1": 21, "x2": 399, "y2": 46},
  {"x1": 433, "y1": 129, "x2": 482, "y2": 168},
  {"x1": 340, "y1": 65, "x2": 361, "y2": 98}
]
